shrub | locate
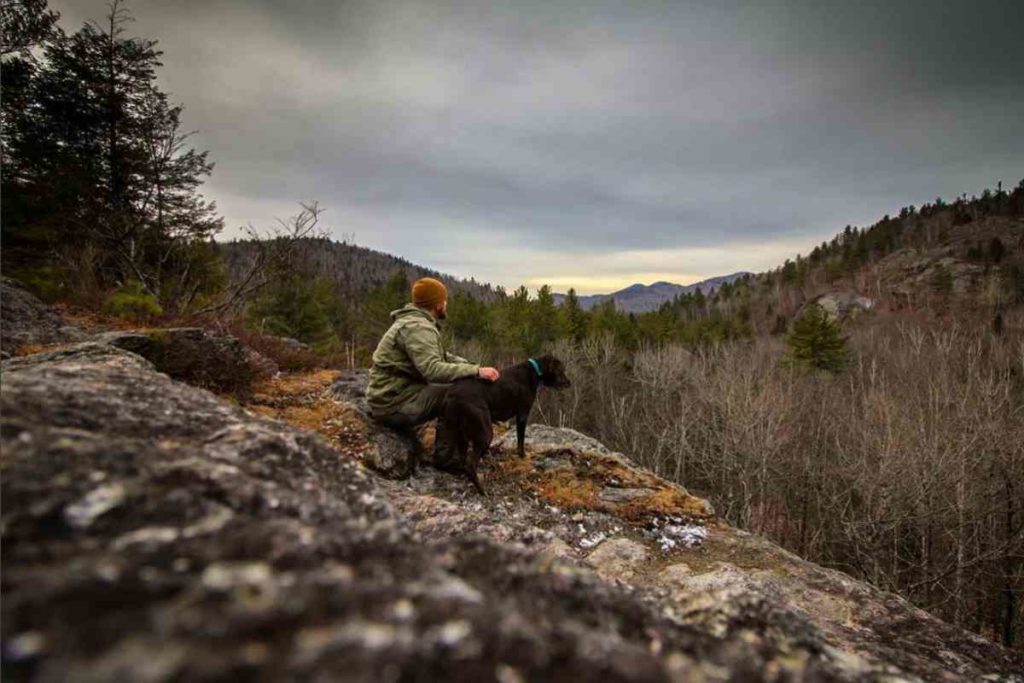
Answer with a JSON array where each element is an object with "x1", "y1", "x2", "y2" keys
[
  {"x1": 246, "y1": 275, "x2": 340, "y2": 350},
  {"x1": 8, "y1": 265, "x2": 67, "y2": 302},
  {"x1": 220, "y1": 318, "x2": 325, "y2": 372},
  {"x1": 102, "y1": 280, "x2": 163, "y2": 322},
  {"x1": 930, "y1": 263, "x2": 954, "y2": 296}
]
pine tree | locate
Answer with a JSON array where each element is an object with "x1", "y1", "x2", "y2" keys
[
  {"x1": 563, "y1": 288, "x2": 588, "y2": 343},
  {"x1": 0, "y1": 0, "x2": 60, "y2": 57},
  {"x1": 930, "y1": 263, "x2": 954, "y2": 296},
  {"x1": 785, "y1": 306, "x2": 849, "y2": 373},
  {"x1": 446, "y1": 290, "x2": 490, "y2": 343},
  {"x1": 357, "y1": 271, "x2": 409, "y2": 345},
  {"x1": 529, "y1": 285, "x2": 560, "y2": 352},
  {"x1": 1, "y1": 0, "x2": 222, "y2": 306},
  {"x1": 247, "y1": 275, "x2": 340, "y2": 350}
]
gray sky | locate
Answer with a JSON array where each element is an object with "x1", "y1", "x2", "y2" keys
[{"x1": 53, "y1": 0, "x2": 1024, "y2": 293}]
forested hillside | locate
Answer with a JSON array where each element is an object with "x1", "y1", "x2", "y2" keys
[{"x1": 217, "y1": 238, "x2": 498, "y2": 303}]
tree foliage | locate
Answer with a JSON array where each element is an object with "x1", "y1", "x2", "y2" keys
[
  {"x1": 785, "y1": 306, "x2": 849, "y2": 373},
  {"x1": 246, "y1": 275, "x2": 341, "y2": 351},
  {"x1": 1, "y1": 0, "x2": 222, "y2": 310}
]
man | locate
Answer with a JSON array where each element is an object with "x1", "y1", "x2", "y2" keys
[{"x1": 366, "y1": 277, "x2": 499, "y2": 435}]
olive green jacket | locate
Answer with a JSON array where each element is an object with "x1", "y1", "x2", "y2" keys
[{"x1": 366, "y1": 303, "x2": 479, "y2": 415}]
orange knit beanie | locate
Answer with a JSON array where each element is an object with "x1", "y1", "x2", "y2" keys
[{"x1": 412, "y1": 277, "x2": 447, "y2": 308}]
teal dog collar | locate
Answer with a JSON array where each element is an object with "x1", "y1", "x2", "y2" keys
[{"x1": 527, "y1": 358, "x2": 543, "y2": 377}]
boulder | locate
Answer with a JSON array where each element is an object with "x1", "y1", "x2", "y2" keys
[
  {"x1": 494, "y1": 424, "x2": 619, "y2": 457},
  {"x1": 265, "y1": 335, "x2": 311, "y2": 352},
  {"x1": 244, "y1": 347, "x2": 280, "y2": 380},
  {"x1": 331, "y1": 369, "x2": 422, "y2": 478},
  {"x1": 0, "y1": 277, "x2": 84, "y2": 353},
  {"x1": 804, "y1": 291, "x2": 875, "y2": 322},
  {"x1": 95, "y1": 327, "x2": 252, "y2": 392}
]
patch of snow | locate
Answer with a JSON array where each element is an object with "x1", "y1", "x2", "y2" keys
[
  {"x1": 578, "y1": 530, "x2": 607, "y2": 549},
  {"x1": 656, "y1": 523, "x2": 707, "y2": 552}
]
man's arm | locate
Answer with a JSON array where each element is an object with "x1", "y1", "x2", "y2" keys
[
  {"x1": 446, "y1": 350, "x2": 499, "y2": 381},
  {"x1": 401, "y1": 323, "x2": 480, "y2": 383},
  {"x1": 446, "y1": 350, "x2": 471, "y2": 364}
]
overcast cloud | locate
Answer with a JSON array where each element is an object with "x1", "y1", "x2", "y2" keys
[{"x1": 53, "y1": 0, "x2": 1024, "y2": 293}]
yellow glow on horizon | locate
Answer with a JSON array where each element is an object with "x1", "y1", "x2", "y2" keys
[{"x1": 523, "y1": 273, "x2": 707, "y2": 296}]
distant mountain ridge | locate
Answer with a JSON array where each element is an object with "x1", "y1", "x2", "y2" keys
[
  {"x1": 219, "y1": 238, "x2": 750, "y2": 313},
  {"x1": 553, "y1": 273, "x2": 752, "y2": 313}
]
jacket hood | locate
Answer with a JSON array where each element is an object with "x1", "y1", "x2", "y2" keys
[{"x1": 390, "y1": 302, "x2": 436, "y2": 322}]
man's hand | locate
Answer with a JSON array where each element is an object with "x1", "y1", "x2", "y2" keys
[{"x1": 478, "y1": 367, "x2": 500, "y2": 382}]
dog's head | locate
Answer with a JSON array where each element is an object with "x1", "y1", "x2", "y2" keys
[{"x1": 535, "y1": 355, "x2": 571, "y2": 389}]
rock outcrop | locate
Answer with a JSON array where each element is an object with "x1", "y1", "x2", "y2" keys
[
  {"x1": 3, "y1": 338, "x2": 1023, "y2": 680},
  {"x1": 0, "y1": 277, "x2": 84, "y2": 354},
  {"x1": 0, "y1": 344, "x2": 830, "y2": 681},
  {"x1": 331, "y1": 370, "x2": 426, "y2": 478},
  {"x1": 807, "y1": 291, "x2": 875, "y2": 321},
  {"x1": 96, "y1": 327, "x2": 255, "y2": 391}
]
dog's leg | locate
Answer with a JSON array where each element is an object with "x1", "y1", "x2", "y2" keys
[
  {"x1": 407, "y1": 444, "x2": 420, "y2": 477},
  {"x1": 467, "y1": 442, "x2": 486, "y2": 495},
  {"x1": 516, "y1": 413, "x2": 527, "y2": 458},
  {"x1": 466, "y1": 410, "x2": 492, "y2": 495}
]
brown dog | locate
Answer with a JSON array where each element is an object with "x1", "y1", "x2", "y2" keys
[{"x1": 435, "y1": 355, "x2": 571, "y2": 494}]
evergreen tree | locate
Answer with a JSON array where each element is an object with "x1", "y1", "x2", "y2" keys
[
  {"x1": 930, "y1": 263, "x2": 954, "y2": 296},
  {"x1": 1, "y1": 0, "x2": 60, "y2": 57},
  {"x1": 446, "y1": 290, "x2": 490, "y2": 343},
  {"x1": 529, "y1": 284, "x2": 560, "y2": 351},
  {"x1": 563, "y1": 288, "x2": 588, "y2": 343},
  {"x1": 1, "y1": 0, "x2": 222, "y2": 306},
  {"x1": 357, "y1": 271, "x2": 409, "y2": 345},
  {"x1": 785, "y1": 306, "x2": 849, "y2": 373},
  {"x1": 247, "y1": 275, "x2": 340, "y2": 351}
]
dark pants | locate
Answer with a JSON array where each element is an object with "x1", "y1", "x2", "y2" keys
[
  {"x1": 372, "y1": 384, "x2": 459, "y2": 475},
  {"x1": 372, "y1": 384, "x2": 450, "y2": 430}
]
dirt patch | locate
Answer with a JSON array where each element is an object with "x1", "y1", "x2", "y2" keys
[{"x1": 250, "y1": 369, "x2": 340, "y2": 401}]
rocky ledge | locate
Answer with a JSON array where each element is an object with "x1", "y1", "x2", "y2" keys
[{"x1": 1, "y1": 282, "x2": 1022, "y2": 682}]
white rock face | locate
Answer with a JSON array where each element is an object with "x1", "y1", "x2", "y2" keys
[{"x1": 494, "y1": 424, "x2": 618, "y2": 456}]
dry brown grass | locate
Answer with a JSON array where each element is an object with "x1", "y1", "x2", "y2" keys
[
  {"x1": 621, "y1": 488, "x2": 712, "y2": 521},
  {"x1": 55, "y1": 302, "x2": 145, "y2": 332},
  {"x1": 13, "y1": 343, "x2": 63, "y2": 356},
  {"x1": 491, "y1": 446, "x2": 713, "y2": 525},
  {"x1": 244, "y1": 370, "x2": 372, "y2": 461}
]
